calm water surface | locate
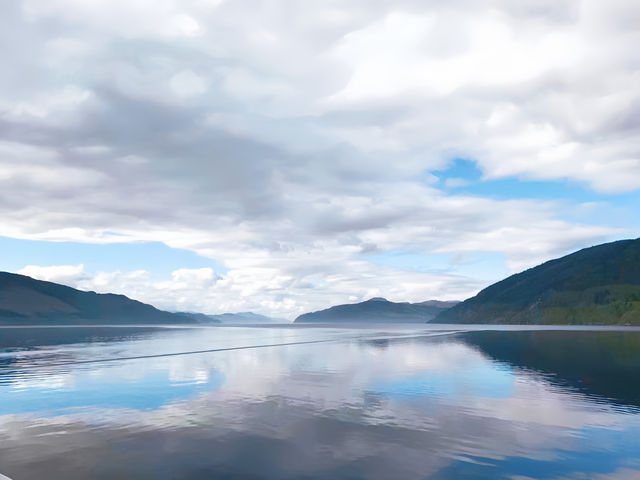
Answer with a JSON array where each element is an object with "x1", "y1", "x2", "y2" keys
[{"x1": 0, "y1": 324, "x2": 639, "y2": 479}]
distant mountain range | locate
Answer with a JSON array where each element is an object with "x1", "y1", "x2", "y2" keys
[
  {"x1": 0, "y1": 271, "x2": 196, "y2": 325},
  {"x1": 4, "y1": 237, "x2": 639, "y2": 326},
  {"x1": 294, "y1": 297, "x2": 459, "y2": 323},
  {"x1": 434, "y1": 238, "x2": 640, "y2": 325},
  {"x1": 185, "y1": 311, "x2": 285, "y2": 324}
]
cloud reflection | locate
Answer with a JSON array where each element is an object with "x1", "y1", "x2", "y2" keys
[{"x1": 0, "y1": 327, "x2": 638, "y2": 479}]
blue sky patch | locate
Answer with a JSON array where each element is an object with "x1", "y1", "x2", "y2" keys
[
  {"x1": 0, "y1": 366, "x2": 226, "y2": 415},
  {"x1": 0, "y1": 237, "x2": 227, "y2": 278}
]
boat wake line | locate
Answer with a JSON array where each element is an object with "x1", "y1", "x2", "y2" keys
[{"x1": 9, "y1": 330, "x2": 460, "y2": 369}]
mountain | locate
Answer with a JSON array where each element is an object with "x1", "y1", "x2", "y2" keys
[
  {"x1": 294, "y1": 297, "x2": 459, "y2": 323},
  {"x1": 414, "y1": 300, "x2": 462, "y2": 308},
  {"x1": 0, "y1": 271, "x2": 198, "y2": 325},
  {"x1": 173, "y1": 312, "x2": 221, "y2": 323},
  {"x1": 207, "y1": 312, "x2": 286, "y2": 324},
  {"x1": 174, "y1": 311, "x2": 285, "y2": 324},
  {"x1": 434, "y1": 238, "x2": 640, "y2": 325}
]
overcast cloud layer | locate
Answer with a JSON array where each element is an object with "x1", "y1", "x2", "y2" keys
[{"x1": 1, "y1": 0, "x2": 639, "y2": 318}]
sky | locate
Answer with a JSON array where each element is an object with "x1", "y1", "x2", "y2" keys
[{"x1": 0, "y1": 0, "x2": 639, "y2": 319}]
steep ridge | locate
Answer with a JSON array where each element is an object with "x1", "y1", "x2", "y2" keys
[{"x1": 434, "y1": 238, "x2": 640, "y2": 325}]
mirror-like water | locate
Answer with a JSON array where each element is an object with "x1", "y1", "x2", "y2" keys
[{"x1": 0, "y1": 325, "x2": 639, "y2": 479}]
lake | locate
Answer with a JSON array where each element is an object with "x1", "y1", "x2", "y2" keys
[{"x1": 0, "y1": 324, "x2": 639, "y2": 479}]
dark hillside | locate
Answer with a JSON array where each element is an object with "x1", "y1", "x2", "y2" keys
[
  {"x1": 0, "y1": 271, "x2": 195, "y2": 324},
  {"x1": 295, "y1": 298, "x2": 458, "y2": 323},
  {"x1": 434, "y1": 238, "x2": 640, "y2": 324}
]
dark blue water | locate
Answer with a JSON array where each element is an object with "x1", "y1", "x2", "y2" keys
[{"x1": 0, "y1": 325, "x2": 639, "y2": 479}]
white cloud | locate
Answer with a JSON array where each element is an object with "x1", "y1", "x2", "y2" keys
[
  {"x1": 170, "y1": 14, "x2": 201, "y2": 37},
  {"x1": 18, "y1": 264, "x2": 85, "y2": 285},
  {"x1": 443, "y1": 178, "x2": 470, "y2": 188},
  {"x1": 0, "y1": 0, "x2": 638, "y2": 316},
  {"x1": 170, "y1": 70, "x2": 207, "y2": 97}
]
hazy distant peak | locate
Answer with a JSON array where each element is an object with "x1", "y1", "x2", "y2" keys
[
  {"x1": 367, "y1": 297, "x2": 389, "y2": 302},
  {"x1": 207, "y1": 311, "x2": 285, "y2": 323}
]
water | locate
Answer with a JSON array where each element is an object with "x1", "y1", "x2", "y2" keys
[{"x1": 0, "y1": 324, "x2": 639, "y2": 479}]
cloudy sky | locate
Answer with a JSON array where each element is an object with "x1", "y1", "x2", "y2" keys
[{"x1": 1, "y1": 0, "x2": 639, "y2": 319}]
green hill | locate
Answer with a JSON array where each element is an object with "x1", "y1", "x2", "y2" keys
[
  {"x1": 433, "y1": 238, "x2": 640, "y2": 325},
  {"x1": 0, "y1": 271, "x2": 198, "y2": 325},
  {"x1": 295, "y1": 298, "x2": 458, "y2": 323}
]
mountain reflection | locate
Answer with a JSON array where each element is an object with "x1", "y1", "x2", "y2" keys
[{"x1": 460, "y1": 330, "x2": 640, "y2": 408}]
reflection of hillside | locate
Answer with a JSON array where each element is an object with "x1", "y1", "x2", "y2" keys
[{"x1": 461, "y1": 330, "x2": 640, "y2": 408}]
